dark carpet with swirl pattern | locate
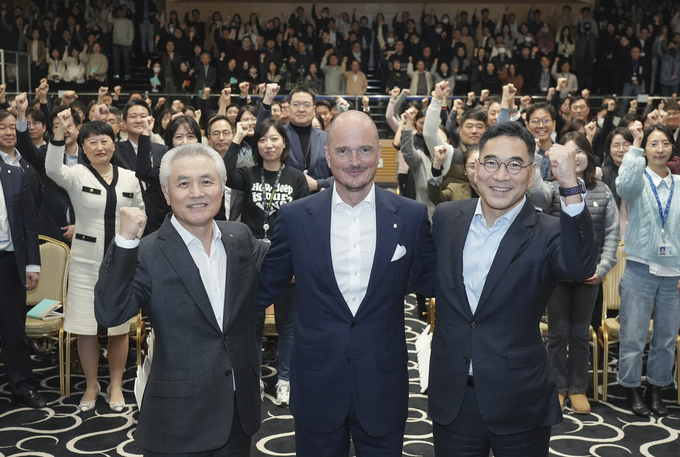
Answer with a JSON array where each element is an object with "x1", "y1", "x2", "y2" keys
[{"x1": 1, "y1": 295, "x2": 678, "y2": 456}]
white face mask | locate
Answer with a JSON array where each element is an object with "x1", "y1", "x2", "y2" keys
[
  {"x1": 435, "y1": 28, "x2": 443, "y2": 34},
  {"x1": 387, "y1": 37, "x2": 395, "y2": 45},
  {"x1": 498, "y1": 48, "x2": 506, "y2": 54},
  {"x1": 168, "y1": 26, "x2": 175, "y2": 33},
  {"x1": 322, "y1": 13, "x2": 328, "y2": 18},
  {"x1": 442, "y1": 18, "x2": 449, "y2": 24},
  {"x1": 153, "y1": 66, "x2": 161, "y2": 73}
]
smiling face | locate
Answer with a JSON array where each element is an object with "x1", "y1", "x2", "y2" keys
[
  {"x1": 565, "y1": 140, "x2": 588, "y2": 177},
  {"x1": 239, "y1": 111, "x2": 257, "y2": 136},
  {"x1": 460, "y1": 118, "x2": 486, "y2": 146},
  {"x1": 0, "y1": 114, "x2": 17, "y2": 153},
  {"x1": 172, "y1": 123, "x2": 199, "y2": 147},
  {"x1": 82, "y1": 133, "x2": 114, "y2": 167},
  {"x1": 163, "y1": 155, "x2": 223, "y2": 235},
  {"x1": 289, "y1": 92, "x2": 315, "y2": 127},
  {"x1": 124, "y1": 104, "x2": 150, "y2": 137},
  {"x1": 208, "y1": 119, "x2": 233, "y2": 155},
  {"x1": 609, "y1": 133, "x2": 630, "y2": 167},
  {"x1": 326, "y1": 111, "x2": 381, "y2": 198},
  {"x1": 570, "y1": 99, "x2": 589, "y2": 121},
  {"x1": 27, "y1": 113, "x2": 46, "y2": 141},
  {"x1": 257, "y1": 126, "x2": 285, "y2": 166},
  {"x1": 527, "y1": 108, "x2": 555, "y2": 142},
  {"x1": 643, "y1": 130, "x2": 674, "y2": 172},
  {"x1": 51, "y1": 115, "x2": 80, "y2": 146},
  {"x1": 475, "y1": 136, "x2": 535, "y2": 221}
]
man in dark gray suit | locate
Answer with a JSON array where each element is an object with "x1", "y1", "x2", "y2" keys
[
  {"x1": 193, "y1": 52, "x2": 219, "y2": 94},
  {"x1": 94, "y1": 143, "x2": 268, "y2": 456}
]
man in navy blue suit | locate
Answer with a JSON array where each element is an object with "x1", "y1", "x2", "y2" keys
[
  {"x1": 428, "y1": 122, "x2": 597, "y2": 456},
  {"x1": 0, "y1": 154, "x2": 44, "y2": 408},
  {"x1": 259, "y1": 110, "x2": 436, "y2": 456}
]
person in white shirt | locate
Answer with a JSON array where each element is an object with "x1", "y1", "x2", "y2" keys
[{"x1": 259, "y1": 110, "x2": 436, "y2": 456}]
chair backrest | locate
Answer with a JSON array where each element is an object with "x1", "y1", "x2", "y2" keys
[
  {"x1": 26, "y1": 236, "x2": 70, "y2": 308},
  {"x1": 601, "y1": 241, "x2": 626, "y2": 318}
]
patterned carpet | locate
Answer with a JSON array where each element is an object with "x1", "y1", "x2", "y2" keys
[{"x1": 1, "y1": 295, "x2": 679, "y2": 456}]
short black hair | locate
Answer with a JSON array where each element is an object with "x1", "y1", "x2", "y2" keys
[
  {"x1": 315, "y1": 100, "x2": 331, "y2": 111},
  {"x1": 123, "y1": 99, "x2": 150, "y2": 120},
  {"x1": 459, "y1": 108, "x2": 488, "y2": 128},
  {"x1": 525, "y1": 102, "x2": 557, "y2": 121},
  {"x1": 252, "y1": 119, "x2": 289, "y2": 166},
  {"x1": 479, "y1": 121, "x2": 536, "y2": 162},
  {"x1": 78, "y1": 120, "x2": 115, "y2": 145},
  {"x1": 206, "y1": 115, "x2": 234, "y2": 136},
  {"x1": 26, "y1": 107, "x2": 46, "y2": 125},
  {"x1": 236, "y1": 105, "x2": 258, "y2": 123},
  {"x1": 287, "y1": 85, "x2": 316, "y2": 105},
  {"x1": 0, "y1": 109, "x2": 15, "y2": 123}
]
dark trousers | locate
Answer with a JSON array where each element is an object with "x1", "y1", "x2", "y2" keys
[
  {"x1": 143, "y1": 396, "x2": 250, "y2": 457},
  {"x1": 433, "y1": 385, "x2": 551, "y2": 457},
  {"x1": 295, "y1": 392, "x2": 405, "y2": 457},
  {"x1": 113, "y1": 43, "x2": 131, "y2": 77},
  {"x1": 0, "y1": 252, "x2": 36, "y2": 396}
]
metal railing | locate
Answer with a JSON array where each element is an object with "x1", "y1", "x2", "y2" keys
[{"x1": 0, "y1": 50, "x2": 32, "y2": 93}]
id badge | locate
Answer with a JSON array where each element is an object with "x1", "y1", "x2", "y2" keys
[{"x1": 658, "y1": 244, "x2": 674, "y2": 257}]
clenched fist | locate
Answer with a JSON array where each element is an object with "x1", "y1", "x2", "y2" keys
[{"x1": 119, "y1": 207, "x2": 147, "y2": 241}]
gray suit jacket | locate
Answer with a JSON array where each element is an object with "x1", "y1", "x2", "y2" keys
[{"x1": 94, "y1": 215, "x2": 268, "y2": 453}]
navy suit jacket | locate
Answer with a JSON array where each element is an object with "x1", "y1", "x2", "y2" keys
[
  {"x1": 259, "y1": 186, "x2": 436, "y2": 436},
  {"x1": 0, "y1": 161, "x2": 40, "y2": 282},
  {"x1": 428, "y1": 198, "x2": 597, "y2": 435}
]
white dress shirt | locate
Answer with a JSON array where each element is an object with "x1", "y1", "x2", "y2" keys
[
  {"x1": 115, "y1": 216, "x2": 228, "y2": 329},
  {"x1": 626, "y1": 166, "x2": 680, "y2": 277},
  {"x1": 330, "y1": 184, "x2": 377, "y2": 316},
  {"x1": 463, "y1": 196, "x2": 585, "y2": 375}
]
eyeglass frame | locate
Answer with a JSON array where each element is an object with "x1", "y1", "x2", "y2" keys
[{"x1": 479, "y1": 158, "x2": 532, "y2": 174}]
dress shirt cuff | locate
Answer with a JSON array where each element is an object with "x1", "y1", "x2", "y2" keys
[
  {"x1": 560, "y1": 195, "x2": 586, "y2": 216},
  {"x1": 428, "y1": 175, "x2": 443, "y2": 186},
  {"x1": 115, "y1": 234, "x2": 140, "y2": 249},
  {"x1": 16, "y1": 120, "x2": 28, "y2": 132},
  {"x1": 26, "y1": 265, "x2": 41, "y2": 273},
  {"x1": 50, "y1": 138, "x2": 66, "y2": 146}
]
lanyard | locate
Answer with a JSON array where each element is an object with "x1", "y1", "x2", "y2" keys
[
  {"x1": 261, "y1": 164, "x2": 284, "y2": 240},
  {"x1": 644, "y1": 170, "x2": 674, "y2": 240}
]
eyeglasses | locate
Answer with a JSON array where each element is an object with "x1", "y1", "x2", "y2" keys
[
  {"x1": 647, "y1": 141, "x2": 673, "y2": 151},
  {"x1": 28, "y1": 121, "x2": 42, "y2": 128},
  {"x1": 610, "y1": 142, "x2": 630, "y2": 151},
  {"x1": 241, "y1": 118, "x2": 257, "y2": 124},
  {"x1": 106, "y1": 120, "x2": 117, "y2": 125},
  {"x1": 481, "y1": 158, "x2": 531, "y2": 174},
  {"x1": 530, "y1": 118, "x2": 552, "y2": 125},
  {"x1": 291, "y1": 101, "x2": 313, "y2": 110},
  {"x1": 329, "y1": 147, "x2": 376, "y2": 158},
  {"x1": 211, "y1": 130, "x2": 233, "y2": 138},
  {"x1": 667, "y1": 112, "x2": 680, "y2": 118}
]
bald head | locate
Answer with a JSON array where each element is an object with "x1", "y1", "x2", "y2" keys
[
  {"x1": 327, "y1": 110, "x2": 379, "y2": 148},
  {"x1": 325, "y1": 110, "x2": 381, "y2": 207}
]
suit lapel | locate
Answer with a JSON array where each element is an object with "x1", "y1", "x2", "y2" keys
[
  {"x1": 450, "y1": 201, "x2": 475, "y2": 318},
  {"x1": 309, "y1": 128, "x2": 321, "y2": 170},
  {"x1": 302, "y1": 190, "x2": 351, "y2": 315},
  {"x1": 285, "y1": 125, "x2": 304, "y2": 169},
  {"x1": 157, "y1": 219, "x2": 222, "y2": 333},
  {"x1": 220, "y1": 225, "x2": 239, "y2": 333},
  {"x1": 0, "y1": 163, "x2": 15, "y2": 228},
  {"x1": 355, "y1": 188, "x2": 403, "y2": 317},
  {"x1": 474, "y1": 200, "x2": 536, "y2": 315}
]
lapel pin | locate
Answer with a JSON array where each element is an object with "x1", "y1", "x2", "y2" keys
[
  {"x1": 393, "y1": 223, "x2": 397, "y2": 228},
  {"x1": 229, "y1": 234, "x2": 234, "y2": 238},
  {"x1": 7, "y1": 170, "x2": 10, "y2": 173}
]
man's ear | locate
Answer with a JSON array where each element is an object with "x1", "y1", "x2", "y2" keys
[{"x1": 162, "y1": 185, "x2": 171, "y2": 206}]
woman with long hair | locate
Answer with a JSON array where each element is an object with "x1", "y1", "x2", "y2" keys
[
  {"x1": 225, "y1": 118, "x2": 310, "y2": 405},
  {"x1": 616, "y1": 122, "x2": 680, "y2": 418},
  {"x1": 45, "y1": 111, "x2": 144, "y2": 413},
  {"x1": 557, "y1": 26, "x2": 576, "y2": 66},
  {"x1": 543, "y1": 132, "x2": 619, "y2": 414}
]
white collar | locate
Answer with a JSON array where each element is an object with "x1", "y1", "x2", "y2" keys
[
  {"x1": 0, "y1": 148, "x2": 22, "y2": 165},
  {"x1": 171, "y1": 214, "x2": 222, "y2": 248},
  {"x1": 474, "y1": 195, "x2": 526, "y2": 228},
  {"x1": 331, "y1": 183, "x2": 376, "y2": 210},
  {"x1": 645, "y1": 166, "x2": 673, "y2": 187}
]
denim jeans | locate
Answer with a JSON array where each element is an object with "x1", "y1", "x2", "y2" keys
[
  {"x1": 547, "y1": 281, "x2": 599, "y2": 394},
  {"x1": 256, "y1": 283, "x2": 295, "y2": 382},
  {"x1": 617, "y1": 260, "x2": 680, "y2": 388},
  {"x1": 112, "y1": 43, "x2": 131, "y2": 77},
  {"x1": 139, "y1": 21, "x2": 154, "y2": 54}
]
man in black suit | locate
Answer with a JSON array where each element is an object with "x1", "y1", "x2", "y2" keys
[
  {"x1": 0, "y1": 145, "x2": 45, "y2": 409},
  {"x1": 428, "y1": 122, "x2": 596, "y2": 456},
  {"x1": 193, "y1": 52, "x2": 218, "y2": 94},
  {"x1": 16, "y1": 101, "x2": 84, "y2": 245},
  {"x1": 112, "y1": 100, "x2": 168, "y2": 235},
  {"x1": 95, "y1": 143, "x2": 268, "y2": 456}
]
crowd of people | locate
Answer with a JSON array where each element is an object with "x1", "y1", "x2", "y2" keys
[
  {"x1": 2, "y1": 1, "x2": 680, "y2": 97},
  {"x1": 0, "y1": 1, "x2": 679, "y2": 457}
]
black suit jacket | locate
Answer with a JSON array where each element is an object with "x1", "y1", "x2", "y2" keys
[
  {"x1": 428, "y1": 198, "x2": 596, "y2": 434},
  {"x1": 0, "y1": 161, "x2": 40, "y2": 282},
  {"x1": 95, "y1": 216, "x2": 268, "y2": 453},
  {"x1": 16, "y1": 127, "x2": 85, "y2": 244},
  {"x1": 112, "y1": 139, "x2": 168, "y2": 235},
  {"x1": 193, "y1": 64, "x2": 218, "y2": 92}
]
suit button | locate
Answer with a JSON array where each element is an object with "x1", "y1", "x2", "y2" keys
[
  {"x1": 347, "y1": 357, "x2": 351, "y2": 362},
  {"x1": 351, "y1": 322, "x2": 357, "y2": 328},
  {"x1": 463, "y1": 357, "x2": 469, "y2": 364},
  {"x1": 225, "y1": 370, "x2": 231, "y2": 377},
  {"x1": 223, "y1": 334, "x2": 228, "y2": 341},
  {"x1": 470, "y1": 322, "x2": 477, "y2": 329}
]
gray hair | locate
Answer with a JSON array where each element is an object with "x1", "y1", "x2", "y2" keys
[{"x1": 159, "y1": 143, "x2": 227, "y2": 191}]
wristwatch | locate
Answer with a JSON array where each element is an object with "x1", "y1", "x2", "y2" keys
[{"x1": 559, "y1": 178, "x2": 586, "y2": 197}]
